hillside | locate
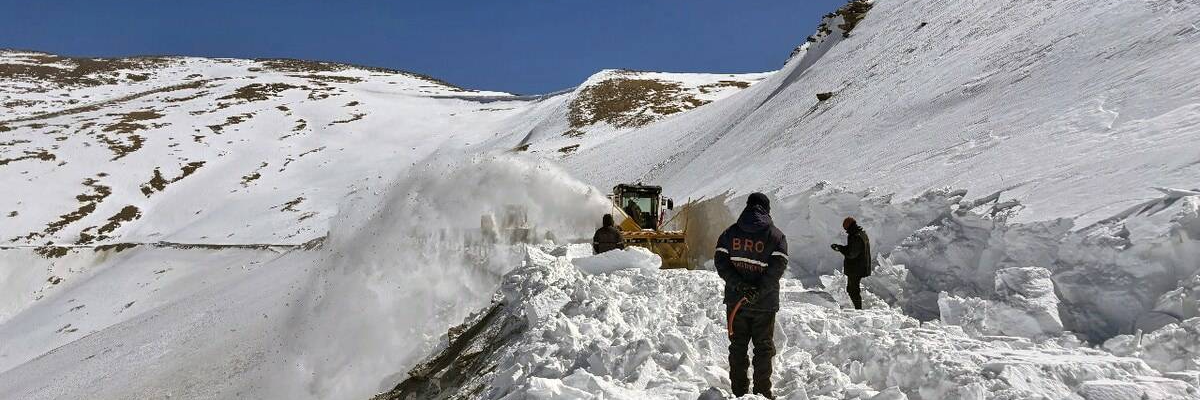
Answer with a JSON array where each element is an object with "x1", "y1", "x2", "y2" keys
[{"x1": 1, "y1": 0, "x2": 1199, "y2": 398}]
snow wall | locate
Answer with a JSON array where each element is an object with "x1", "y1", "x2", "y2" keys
[{"x1": 713, "y1": 185, "x2": 1200, "y2": 343}]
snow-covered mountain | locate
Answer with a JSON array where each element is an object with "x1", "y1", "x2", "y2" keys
[{"x1": 2, "y1": 0, "x2": 1199, "y2": 398}]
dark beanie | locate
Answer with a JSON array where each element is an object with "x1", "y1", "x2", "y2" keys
[{"x1": 747, "y1": 192, "x2": 770, "y2": 212}]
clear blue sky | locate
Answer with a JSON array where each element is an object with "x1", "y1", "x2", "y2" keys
[{"x1": 0, "y1": 1, "x2": 848, "y2": 94}]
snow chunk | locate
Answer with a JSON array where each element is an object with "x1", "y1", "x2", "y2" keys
[
  {"x1": 571, "y1": 247, "x2": 662, "y2": 275},
  {"x1": 991, "y1": 267, "x2": 1064, "y2": 338},
  {"x1": 1104, "y1": 317, "x2": 1200, "y2": 374},
  {"x1": 1077, "y1": 378, "x2": 1194, "y2": 400},
  {"x1": 938, "y1": 267, "x2": 1064, "y2": 339}
]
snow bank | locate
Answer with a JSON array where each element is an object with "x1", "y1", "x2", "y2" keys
[
  {"x1": 757, "y1": 184, "x2": 960, "y2": 281},
  {"x1": 739, "y1": 184, "x2": 1197, "y2": 343},
  {"x1": 378, "y1": 245, "x2": 1196, "y2": 400},
  {"x1": 571, "y1": 247, "x2": 662, "y2": 275}
]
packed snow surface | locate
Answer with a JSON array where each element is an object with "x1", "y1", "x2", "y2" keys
[
  {"x1": 572, "y1": 247, "x2": 663, "y2": 275},
  {"x1": 378, "y1": 244, "x2": 1197, "y2": 400}
]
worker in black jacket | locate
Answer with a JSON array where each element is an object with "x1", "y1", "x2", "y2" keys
[
  {"x1": 831, "y1": 217, "x2": 871, "y2": 309},
  {"x1": 714, "y1": 193, "x2": 788, "y2": 399},
  {"x1": 592, "y1": 214, "x2": 625, "y2": 254}
]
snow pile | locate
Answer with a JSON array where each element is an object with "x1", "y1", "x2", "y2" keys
[
  {"x1": 819, "y1": 270, "x2": 890, "y2": 310},
  {"x1": 1139, "y1": 274, "x2": 1200, "y2": 333},
  {"x1": 938, "y1": 266, "x2": 1064, "y2": 339},
  {"x1": 377, "y1": 245, "x2": 1198, "y2": 400},
  {"x1": 1105, "y1": 317, "x2": 1200, "y2": 377},
  {"x1": 1076, "y1": 378, "x2": 1196, "y2": 400},
  {"x1": 571, "y1": 246, "x2": 662, "y2": 275}
]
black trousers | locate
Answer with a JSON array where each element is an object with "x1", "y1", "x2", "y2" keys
[
  {"x1": 847, "y1": 275, "x2": 864, "y2": 310},
  {"x1": 727, "y1": 305, "x2": 776, "y2": 398}
]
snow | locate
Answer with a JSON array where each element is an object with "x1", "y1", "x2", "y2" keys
[
  {"x1": 938, "y1": 266, "x2": 1064, "y2": 339},
  {"x1": 572, "y1": 246, "x2": 662, "y2": 275},
  {"x1": 2, "y1": 0, "x2": 1200, "y2": 398},
  {"x1": 382, "y1": 244, "x2": 1196, "y2": 400}
]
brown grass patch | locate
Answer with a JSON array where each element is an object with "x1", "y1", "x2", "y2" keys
[
  {"x1": 140, "y1": 161, "x2": 205, "y2": 197},
  {"x1": 95, "y1": 133, "x2": 144, "y2": 160},
  {"x1": 14, "y1": 177, "x2": 111, "y2": 243},
  {"x1": 0, "y1": 149, "x2": 55, "y2": 166},
  {"x1": 35, "y1": 245, "x2": 70, "y2": 258},
  {"x1": 5, "y1": 80, "x2": 207, "y2": 124},
  {"x1": 240, "y1": 162, "x2": 267, "y2": 187},
  {"x1": 329, "y1": 113, "x2": 365, "y2": 125},
  {"x1": 306, "y1": 85, "x2": 338, "y2": 101},
  {"x1": 260, "y1": 58, "x2": 464, "y2": 91},
  {"x1": 279, "y1": 119, "x2": 307, "y2": 140},
  {"x1": 207, "y1": 112, "x2": 255, "y2": 134},
  {"x1": 0, "y1": 54, "x2": 175, "y2": 87},
  {"x1": 292, "y1": 74, "x2": 364, "y2": 84},
  {"x1": 103, "y1": 109, "x2": 165, "y2": 134},
  {"x1": 77, "y1": 205, "x2": 141, "y2": 244},
  {"x1": 94, "y1": 242, "x2": 137, "y2": 253},
  {"x1": 276, "y1": 197, "x2": 305, "y2": 213},
  {"x1": 162, "y1": 90, "x2": 209, "y2": 103},
  {"x1": 558, "y1": 144, "x2": 580, "y2": 154},
  {"x1": 217, "y1": 83, "x2": 300, "y2": 103},
  {"x1": 2, "y1": 99, "x2": 43, "y2": 108},
  {"x1": 697, "y1": 80, "x2": 751, "y2": 94},
  {"x1": 568, "y1": 77, "x2": 708, "y2": 128},
  {"x1": 259, "y1": 59, "x2": 344, "y2": 73}
]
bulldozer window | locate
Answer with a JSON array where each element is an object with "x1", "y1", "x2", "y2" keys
[{"x1": 621, "y1": 195, "x2": 658, "y2": 229}]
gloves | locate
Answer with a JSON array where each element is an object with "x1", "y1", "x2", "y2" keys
[
  {"x1": 735, "y1": 282, "x2": 760, "y2": 303},
  {"x1": 831, "y1": 244, "x2": 843, "y2": 252}
]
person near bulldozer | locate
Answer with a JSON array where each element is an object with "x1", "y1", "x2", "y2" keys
[
  {"x1": 714, "y1": 192, "x2": 788, "y2": 399},
  {"x1": 592, "y1": 214, "x2": 625, "y2": 254},
  {"x1": 623, "y1": 199, "x2": 645, "y2": 228},
  {"x1": 831, "y1": 217, "x2": 872, "y2": 309}
]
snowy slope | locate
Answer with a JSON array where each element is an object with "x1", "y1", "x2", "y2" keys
[
  {"x1": 1, "y1": 0, "x2": 1199, "y2": 398},
  {"x1": 561, "y1": 0, "x2": 1200, "y2": 227}
]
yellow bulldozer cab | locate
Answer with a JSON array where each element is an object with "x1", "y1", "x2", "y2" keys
[{"x1": 609, "y1": 184, "x2": 691, "y2": 269}]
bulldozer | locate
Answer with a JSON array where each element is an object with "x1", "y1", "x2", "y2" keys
[{"x1": 608, "y1": 183, "x2": 692, "y2": 269}]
